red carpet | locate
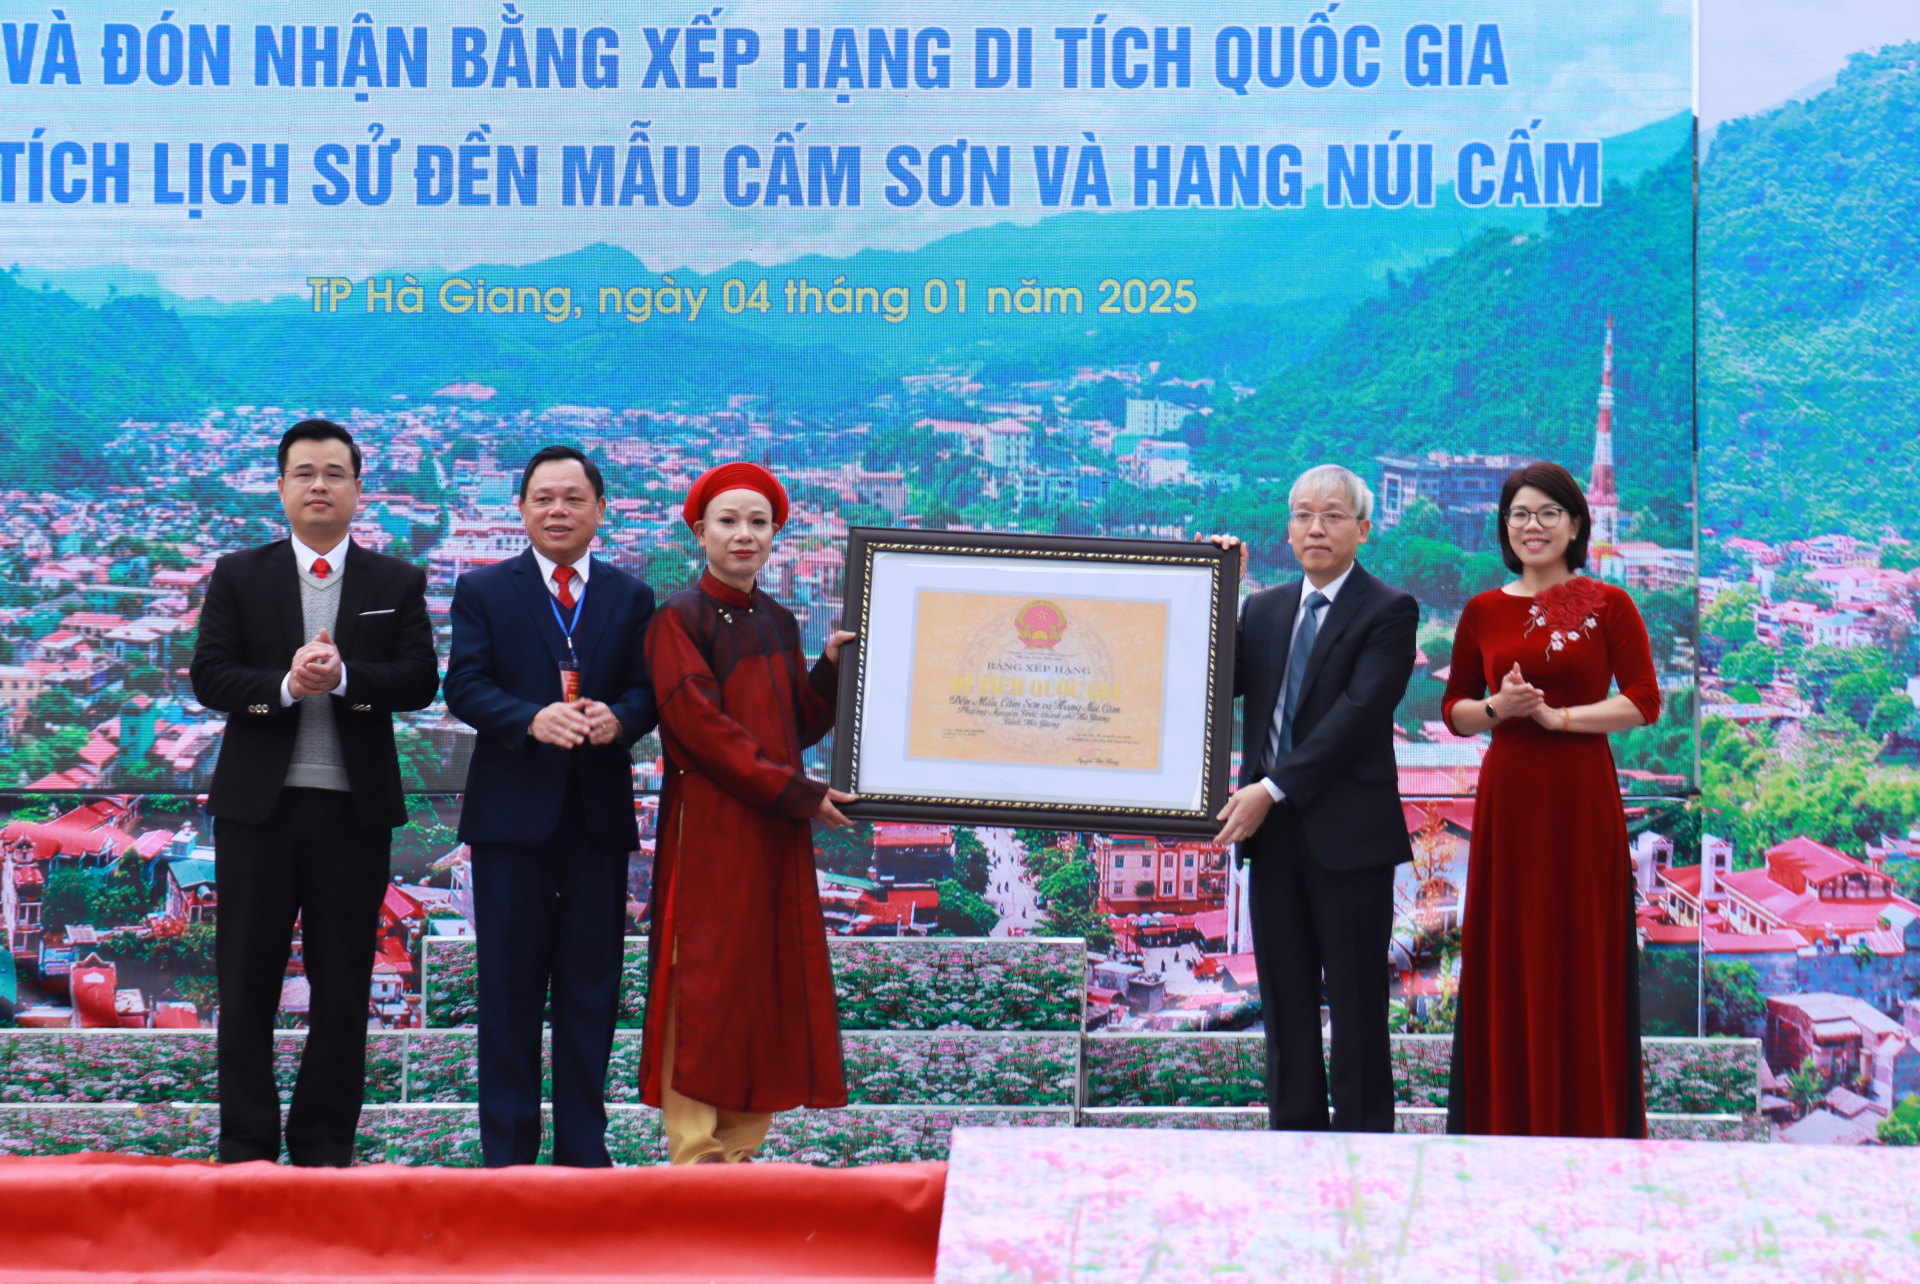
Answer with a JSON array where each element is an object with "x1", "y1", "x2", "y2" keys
[{"x1": 0, "y1": 1154, "x2": 945, "y2": 1283}]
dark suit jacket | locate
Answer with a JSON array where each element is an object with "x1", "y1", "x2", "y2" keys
[
  {"x1": 1235, "y1": 561, "x2": 1419, "y2": 871},
  {"x1": 443, "y1": 549, "x2": 658, "y2": 849},
  {"x1": 190, "y1": 540, "x2": 440, "y2": 830}
]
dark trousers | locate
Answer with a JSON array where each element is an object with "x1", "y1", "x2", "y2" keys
[
  {"x1": 1246, "y1": 805, "x2": 1398, "y2": 1133},
  {"x1": 470, "y1": 778, "x2": 629, "y2": 1168},
  {"x1": 215, "y1": 788, "x2": 390, "y2": 1166}
]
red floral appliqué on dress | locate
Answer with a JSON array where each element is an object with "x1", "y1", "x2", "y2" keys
[{"x1": 1522, "y1": 576, "x2": 1607, "y2": 658}]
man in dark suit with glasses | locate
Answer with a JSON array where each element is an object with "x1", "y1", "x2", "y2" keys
[
  {"x1": 1209, "y1": 463, "x2": 1419, "y2": 1133},
  {"x1": 191, "y1": 418, "x2": 439, "y2": 1165}
]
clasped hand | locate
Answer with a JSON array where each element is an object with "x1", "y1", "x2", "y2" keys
[
  {"x1": 287, "y1": 629, "x2": 342, "y2": 699},
  {"x1": 530, "y1": 699, "x2": 623, "y2": 748},
  {"x1": 1491, "y1": 663, "x2": 1566, "y2": 729}
]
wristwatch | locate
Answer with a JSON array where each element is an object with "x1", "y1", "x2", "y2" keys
[{"x1": 1485, "y1": 701, "x2": 1499, "y2": 722}]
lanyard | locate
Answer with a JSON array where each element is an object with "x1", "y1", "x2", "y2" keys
[{"x1": 549, "y1": 582, "x2": 586, "y2": 666}]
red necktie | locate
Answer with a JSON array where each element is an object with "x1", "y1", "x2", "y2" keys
[
  {"x1": 553, "y1": 564, "x2": 577, "y2": 611},
  {"x1": 312, "y1": 557, "x2": 331, "y2": 580}
]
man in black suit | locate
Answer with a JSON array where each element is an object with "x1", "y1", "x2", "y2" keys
[
  {"x1": 1212, "y1": 464, "x2": 1418, "y2": 1133},
  {"x1": 190, "y1": 419, "x2": 439, "y2": 1165},
  {"x1": 442, "y1": 445, "x2": 658, "y2": 1168}
]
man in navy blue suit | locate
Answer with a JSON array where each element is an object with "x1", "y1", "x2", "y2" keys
[{"x1": 443, "y1": 445, "x2": 658, "y2": 1167}]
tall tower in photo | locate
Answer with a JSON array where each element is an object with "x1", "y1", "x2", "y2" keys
[{"x1": 1587, "y1": 316, "x2": 1621, "y2": 549}]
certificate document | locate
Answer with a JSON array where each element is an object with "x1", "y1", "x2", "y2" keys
[
  {"x1": 837, "y1": 531, "x2": 1236, "y2": 835},
  {"x1": 906, "y1": 591, "x2": 1168, "y2": 771}
]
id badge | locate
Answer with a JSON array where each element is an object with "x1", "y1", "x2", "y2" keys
[{"x1": 558, "y1": 662, "x2": 581, "y2": 704}]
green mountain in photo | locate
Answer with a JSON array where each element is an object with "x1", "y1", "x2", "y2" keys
[
  {"x1": 1204, "y1": 144, "x2": 1694, "y2": 539},
  {"x1": 1699, "y1": 41, "x2": 1920, "y2": 545},
  {"x1": 0, "y1": 111, "x2": 1693, "y2": 466},
  {"x1": 0, "y1": 271, "x2": 215, "y2": 485},
  {"x1": 185, "y1": 109, "x2": 1687, "y2": 401}
]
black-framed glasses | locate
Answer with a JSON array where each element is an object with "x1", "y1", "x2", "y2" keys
[{"x1": 1504, "y1": 506, "x2": 1568, "y2": 529}]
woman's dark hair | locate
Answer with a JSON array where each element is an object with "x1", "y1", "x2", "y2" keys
[
  {"x1": 278, "y1": 419, "x2": 361, "y2": 476},
  {"x1": 1497, "y1": 461, "x2": 1591, "y2": 573},
  {"x1": 519, "y1": 444, "x2": 606, "y2": 500}
]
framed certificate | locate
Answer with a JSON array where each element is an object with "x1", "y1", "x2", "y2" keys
[{"x1": 832, "y1": 527, "x2": 1239, "y2": 837}]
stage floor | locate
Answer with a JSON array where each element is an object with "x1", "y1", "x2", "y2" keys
[
  {"x1": 9, "y1": 1130, "x2": 1912, "y2": 1282},
  {"x1": 934, "y1": 1127, "x2": 1920, "y2": 1282}
]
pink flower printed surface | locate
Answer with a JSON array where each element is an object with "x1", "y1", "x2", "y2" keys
[{"x1": 934, "y1": 1128, "x2": 1920, "y2": 1283}]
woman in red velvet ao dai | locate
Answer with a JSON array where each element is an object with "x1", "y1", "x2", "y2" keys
[{"x1": 1440, "y1": 462, "x2": 1661, "y2": 1138}]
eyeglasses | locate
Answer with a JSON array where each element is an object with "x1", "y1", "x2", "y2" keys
[
  {"x1": 285, "y1": 467, "x2": 355, "y2": 486},
  {"x1": 1505, "y1": 506, "x2": 1568, "y2": 529},
  {"x1": 1289, "y1": 510, "x2": 1354, "y2": 530}
]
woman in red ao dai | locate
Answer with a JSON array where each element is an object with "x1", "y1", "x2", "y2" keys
[{"x1": 1440, "y1": 461, "x2": 1661, "y2": 1137}]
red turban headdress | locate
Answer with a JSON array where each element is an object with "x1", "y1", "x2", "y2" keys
[{"x1": 683, "y1": 461, "x2": 790, "y2": 530}]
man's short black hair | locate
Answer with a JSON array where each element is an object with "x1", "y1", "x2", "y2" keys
[
  {"x1": 278, "y1": 419, "x2": 362, "y2": 477},
  {"x1": 519, "y1": 444, "x2": 606, "y2": 500}
]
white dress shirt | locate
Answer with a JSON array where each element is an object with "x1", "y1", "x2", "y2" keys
[
  {"x1": 278, "y1": 534, "x2": 351, "y2": 706},
  {"x1": 531, "y1": 547, "x2": 592, "y2": 600},
  {"x1": 1260, "y1": 561, "x2": 1357, "y2": 802},
  {"x1": 530, "y1": 549, "x2": 594, "y2": 735}
]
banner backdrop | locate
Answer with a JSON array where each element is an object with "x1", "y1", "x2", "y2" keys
[
  {"x1": 1695, "y1": 1, "x2": 1920, "y2": 1145},
  {"x1": 0, "y1": 0, "x2": 1696, "y2": 1092}
]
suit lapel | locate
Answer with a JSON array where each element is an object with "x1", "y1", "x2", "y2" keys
[
  {"x1": 510, "y1": 548, "x2": 573, "y2": 668},
  {"x1": 1297, "y1": 565, "x2": 1374, "y2": 699},
  {"x1": 269, "y1": 541, "x2": 305, "y2": 657},
  {"x1": 328, "y1": 542, "x2": 372, "y2": 656},
  {"x1": 572, "y1": 558, "x2": 617, "y2": 689}
]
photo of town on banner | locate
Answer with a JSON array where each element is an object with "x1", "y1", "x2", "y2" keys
[
  {"x1": 0, "y1": 161, "x2": 1705, "y2": 1098},
  {"x1": 0, "y1": 253, "x2": 1698, "y2": 805},
  {"x1": 0, "y1": 790, "x2": 1703, "y2": 1041},
  {"x1": 838, "y1": 538, "x2": 1232, "y2": 830}
]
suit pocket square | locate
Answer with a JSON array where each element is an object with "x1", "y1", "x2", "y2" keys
[{"x1": 359, "y1": 608, "x2": 396, "y2": 616}]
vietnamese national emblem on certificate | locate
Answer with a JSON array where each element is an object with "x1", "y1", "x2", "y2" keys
[{"x1": 1014, "y1": 600, "x2": 1067, "y2": 649}]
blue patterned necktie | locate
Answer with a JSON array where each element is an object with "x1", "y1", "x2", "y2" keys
[{"x1": 1277, "y1": 590, "x2": 1329, "y2": 759}]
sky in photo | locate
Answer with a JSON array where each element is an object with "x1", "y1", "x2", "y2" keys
[{"x1": 1699, "y1": 0, "x2": 1920, "y2": 127}]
